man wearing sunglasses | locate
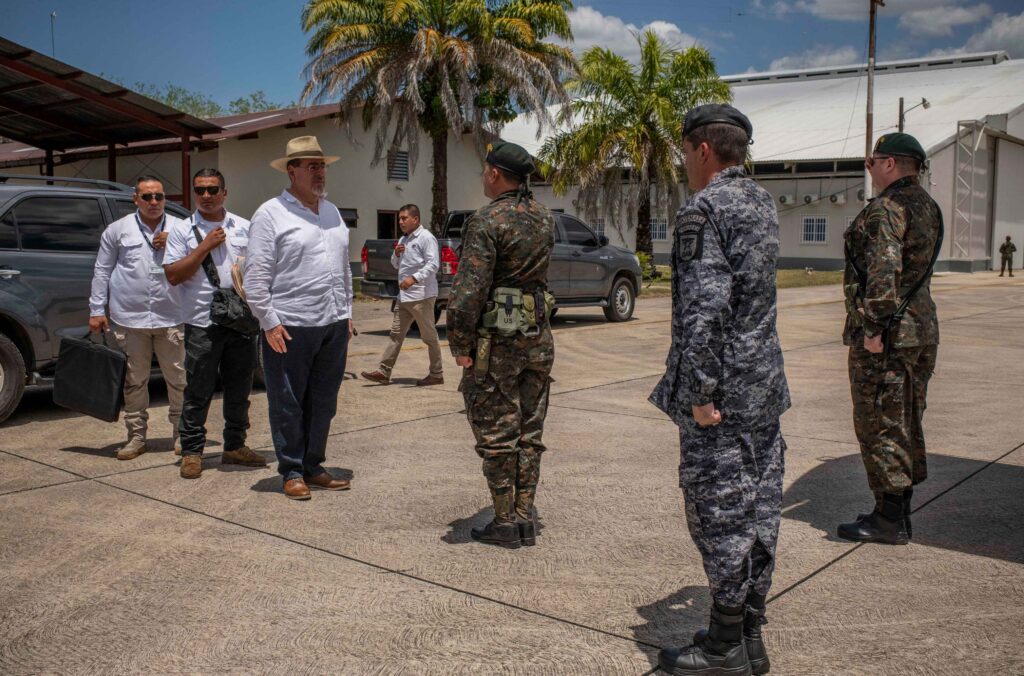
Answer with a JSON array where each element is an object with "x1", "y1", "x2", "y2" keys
[
  {"x1": 839, "y1": 133, "x2": 942, "y2": 546},
  {"x1": 89, "y1": 175, "x2": 186, "y2": 461},
  {"x1": 163, "y1": 169, "x2": 267, "y2": 479}
]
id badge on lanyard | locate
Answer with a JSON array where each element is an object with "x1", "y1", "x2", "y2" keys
[{"x1": 136, "y1": 213, "x2": 166, "y2": 275}]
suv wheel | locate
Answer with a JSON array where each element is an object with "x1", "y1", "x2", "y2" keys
[
  {"x1": 603, "y1": 277, "x2": 635, "y2": 322},
  {"x1": 0, "y1": 333, "x2": 26, "y2": 424}
]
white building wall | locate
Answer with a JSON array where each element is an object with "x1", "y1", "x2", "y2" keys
[{"x1": 993, "y1": 137, "x2": 1024, "y2": 269}]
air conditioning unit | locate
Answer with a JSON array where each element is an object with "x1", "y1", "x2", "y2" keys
[
  {"x1": 830, "y1": 194, "x2": 846, "y2": 205},
  {"x1": 857, "y1": 188, "x2": 866, "y2": 201},
  {"x1": 779, "y1": 194, "x2": 795, "y2": 205},
  {"x1": 803, "y1": 194, "x2": 818, "y2": 205}
]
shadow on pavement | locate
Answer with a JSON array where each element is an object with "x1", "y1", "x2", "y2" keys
[
  {"x1": 249, "y1": 466, "x2": 354, "y2": 493},
  {"x1": 783, "y1": 452, "x2": 1024, "y2": 564},
  {"x1": 633, "y1": 585, "x2": 712, "y2": 669}
]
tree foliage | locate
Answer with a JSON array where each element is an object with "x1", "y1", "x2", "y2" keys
[{"x1": 538, "y1": 31, "x2": 730, "y2": 254}]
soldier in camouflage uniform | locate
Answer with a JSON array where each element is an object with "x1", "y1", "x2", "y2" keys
[
  {"x1": 999, "y1": 236, "x2": 1015, "y2": 277},
  {"x1": 838, "y1": 133, "x2": 941, "y2": 547},
  {"x1": 446, "y1": 141, "x2": 556, "y2": 550},
  {"x1": 650, "y1": 104, "x2": 790, "y2": 676}
]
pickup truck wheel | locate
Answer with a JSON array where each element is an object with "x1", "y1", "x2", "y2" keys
[
  {"x1": 603, "y1": 277, "x2": 635, "y2": 322},
  {"x1": 0, "y1": 333, "x2": 26, "y2": 424}
]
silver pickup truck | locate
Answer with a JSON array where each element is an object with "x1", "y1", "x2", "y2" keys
[{"x1": 359, "y1": 210, "x2": 643, "y2": 324}]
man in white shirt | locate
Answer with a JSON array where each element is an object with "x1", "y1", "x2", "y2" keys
[
  {"x1": 244, "y1": 136, "x2": 354, "y2": 500},
  {"x1": 164, "y1": 169, "x2": 268, "y2": 479},
  {"x1": 361, "y1": 204, "x2": 444, "y2": 386},
  {"x1": 88, "y1": 175, "x2": 185, "y2": 461}
]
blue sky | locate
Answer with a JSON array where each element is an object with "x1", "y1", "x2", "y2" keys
[{"x1": 3, "y1": 0, "x2": 1023, "y2": 112}]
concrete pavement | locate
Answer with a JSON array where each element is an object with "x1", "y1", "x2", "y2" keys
[{"x1": 0, "y1": 272, "x2": 1022, "y2": 674}]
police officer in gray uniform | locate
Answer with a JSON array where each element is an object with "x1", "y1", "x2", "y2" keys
[{"x1": 650, "y1": 104, "x2": 790, "y2": 676}]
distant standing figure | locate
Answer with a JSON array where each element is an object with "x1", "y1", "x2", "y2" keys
[{"x1": 999, "y1": 235, "x2": 1016, "y2": 277}]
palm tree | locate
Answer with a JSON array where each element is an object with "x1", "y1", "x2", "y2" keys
[
  {"x1": 301, "y1": 0, "x2": 576, "y2": 231},
  {"x1": 539, "y1": 31, "x2": 731, "y2": 254}
]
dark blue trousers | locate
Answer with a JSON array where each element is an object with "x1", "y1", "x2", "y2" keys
[{"x1": 261, "y1": 320, "x2": 349, "y2": 481}]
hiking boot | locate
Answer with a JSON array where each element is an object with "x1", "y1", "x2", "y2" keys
[
  {"x1": 116, "y1": 438, "x2": 147, "y2": 461},
  {"x1": 416, "y1": 374, "x2": 444, "y2": 387},
  {"x1": 360, "y1": 370, "x2": 390, "y2": 384},
  {"x1": 304, "y1": 472, "x2": 351, "y2": 491},
  {"x1": 222, "y1": 446, "x2": 268, "y2": 467},
  {"x1": 179, "y1": 454, "x2": 202, "y2": 479},
  {"x1": 837, "y1": 493, "x2": 909, "y2": 545},
  {"x1": 660, "y1": 603, "x2": 751, "y2": 675},
  {"x1": 470, "y1": 520, "x2": 521, "y2": 549},
  {"x1": 695, "y1": 605, "x2": 769, "y2": 675},
  {"x1": 284, "y1": 477, "x2": 311, "y2": 500}
]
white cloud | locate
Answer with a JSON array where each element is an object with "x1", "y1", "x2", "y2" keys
[
  {"x1": 773, "y1": 0, "x2": 950, "y2": 22},
  {"x1": 768, "y1": 45, "x2": 859, "y2": 71},
  {"x1": 751, "y1": 0, "x2": 793, "y2": 18},
  {"x1": 929, "y1": 11, "x2": 1024, "y2": 58},
  {"x1": 899, "y1": 4, "x2": 992, "y2": 38},
  {"x1": 561, "y1": 7, "x2": 701, "y2": 62}
]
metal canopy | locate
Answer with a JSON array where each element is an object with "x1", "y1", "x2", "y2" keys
[{"x1": 0, "y1": 37, "x2": 221, "y2": 152}]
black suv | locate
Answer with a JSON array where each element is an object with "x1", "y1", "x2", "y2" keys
[{"x1": 0, "y1": 174, "x2": 190, "y2": 423}]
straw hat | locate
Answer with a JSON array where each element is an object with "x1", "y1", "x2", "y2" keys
[{"x1": 270, "y1": 135, "x2": 340, "y2": 172}]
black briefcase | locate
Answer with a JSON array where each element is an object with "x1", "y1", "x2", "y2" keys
[{"x1": 53, "y1": 332, "x2": 127, "y2": 422}]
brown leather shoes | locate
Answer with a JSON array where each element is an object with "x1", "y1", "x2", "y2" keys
[
  {"x1": 360, "y1": 369, "x2": 390, "y2": 384},
  {"x1": 222, "y1": 446, "x2": 268, "y2": 467},
  {"x1": 416, "y1": 374, "x2": 444, "y2": 387},
  {"x1": 180, "y1": 454, "x2": 202, "y2": 479},
  {"x1": 284, "y1": 478, "x2": 311, "y2": 500},
  {"x1": 304, "y1": 472, "x2": 351, "y2": 491}
]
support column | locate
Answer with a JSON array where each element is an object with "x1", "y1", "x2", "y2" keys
[
  {"x1": 180, "y1": 135, "x2": 191, "y2": 209},
  {"x1": 107, "y1": 142, "x2": 116, "y2": 182},
  {"x1": 44, "y1": 148, "x2": 54, "y2": 177}
]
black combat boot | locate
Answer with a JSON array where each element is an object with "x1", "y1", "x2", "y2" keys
[
  {"x1": 517, "y1": 508, "x2": 537, "y2": 546},
  {"x1": 903, "y1": 487, "x2": 913, "y2": 539},
  {"x1": 471, "y1": 491, "x2": 521, "y2": 549},
  {"x1": 659, "y1": 602, "x2": 751, "y2": 676},
  {"x1": 856, "y1": 491, "x2": 884, "y2": 522},
  {"x1": 837, "y1": 492, "x2": 909, "y2": 545},
  {"x1": 694, "y1": 593, "x2": 770, "y2": 675}
]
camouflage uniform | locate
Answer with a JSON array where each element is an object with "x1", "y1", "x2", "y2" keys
[
  {"x1": 999, "y1": 239, "x2": 1016, "y2": 276},
  {"x1": 447, "y1": 190, "x2": 556, "y2": 523},
  {"x1": 843, "y1": 175, "x2": 941, "y2": 495},
  {"x1": 650, "y1": 165, "x2": 790, "y2": 608}
]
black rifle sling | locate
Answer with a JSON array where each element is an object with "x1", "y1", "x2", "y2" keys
[{"x1": 191, "y1": 224, "x2": 222, "y2": 288}]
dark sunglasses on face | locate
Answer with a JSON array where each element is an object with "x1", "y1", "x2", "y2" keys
[
  {"x1": 138, "y1": 192, "x2": 165, "y2": 202},
  {"x1": 864, "y1": 155, "x2": 892, "y2": 169},
  {"x1": 193, "y1": 185, "x2": 222, "y2": 196}
]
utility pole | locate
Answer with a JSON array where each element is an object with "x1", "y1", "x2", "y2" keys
[
  {"x1": 50, "y1": 11, "x2": 57, "y2": 57},
  {"x1": 898, "y1": 96, "x2": 905, "y2": 132},
  {"x1": 864, "y1": 0, "x2": 884, "y2": 202}
]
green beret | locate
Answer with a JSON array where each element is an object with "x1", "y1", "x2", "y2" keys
[
  {"x1": 874, "y1": 133, "x2": 926, "y2": 163},
  {"x1": 486, "y1": 141, "x2": 535, "y2": 177},
  {"x1": 683, "y1": 104, "x2": 753, "y2": 142}
]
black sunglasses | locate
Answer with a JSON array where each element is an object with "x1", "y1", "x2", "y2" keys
[
  {"x1": 138, "y1": 192, "x2": 165, "y2": 202},
  {"x1": 193, "y1": 186, "x2": 222, "y2": 196}
]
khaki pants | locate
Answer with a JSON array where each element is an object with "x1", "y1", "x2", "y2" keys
[
  {"x1": 379, "y1": 297, "x2": 443, "y2": 377},
  {"x1": 111, "y1": 323, "x2": 186, "y2": 442}
]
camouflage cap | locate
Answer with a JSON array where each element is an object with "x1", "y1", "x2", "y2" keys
[
  {"x1": 682, "y1": 104, "x2": 753, "y2": 142},
  {"x1": 486, "y1": 141, "x2": 535, "y2": 177},
  {"x1": 874, "y1": 132, "x2": 927, "y2": 163}
]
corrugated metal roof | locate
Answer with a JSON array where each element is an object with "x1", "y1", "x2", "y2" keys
[
  {"x1": 0, "y1": 37, "x2": 220, "y2": 152},
  {"x1": 500, "y1": 52, "x2": 1024, "y2": 163}
]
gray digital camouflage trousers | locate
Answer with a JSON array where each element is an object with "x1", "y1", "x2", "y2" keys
[
  {"x1": 461, "y1": 328, "x2": 554, "y2": 521},
  {"x1": 678, "y1": 418, "x2": 786, "y2": 607}
]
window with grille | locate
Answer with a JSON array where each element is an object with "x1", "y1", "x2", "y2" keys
[
  {"x1": 387, "y1": 150, "x2": 410, "y2": 181},
  {"x1": 801, "y1": 216, "x2": 828, "y2": 244},
  {"x1": 651, "y1": 218, "x2": 668, "y2": 241},
  {"x1": 591, "y1": 218, "x2": 605, "y2": 237}
]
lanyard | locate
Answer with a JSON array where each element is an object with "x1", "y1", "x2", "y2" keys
[{"x1": 134, "y1": 213, "x2": 165, "y2": 251}]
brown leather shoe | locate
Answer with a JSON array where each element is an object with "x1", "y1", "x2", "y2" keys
[
  {"x1": 360, "y1": 369, "x2": 390, "y2": 384},
  {"x1": 222, "y1": 446, "x2": 268, "y2": 467},
  {"x1": 304, "y1": 472, "x2": 351, "y2": 491},
  {"x1": 284, "y1": 478, "x2": 311, "y2": 500},
  {"x1": 180, "y1": 454, "x2": 202, "y2": 479},
  {"x1": 416, "y1": 374, "x2": 444, "y2": 387}
]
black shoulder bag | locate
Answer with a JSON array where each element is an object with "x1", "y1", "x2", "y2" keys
[{"x1": 192, "y1": 225, "x2": 260, "y2": 335}]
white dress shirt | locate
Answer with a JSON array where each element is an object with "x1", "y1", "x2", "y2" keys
[
  {"x1": 391, "y1": 225, "x2": 439, "y2": 303},
  {"x1": 163, "y1": 211, "x2": 251, "y2": 327},
  {"x1": 89, "y1": 211, "x2": 183, "y2": 329},
  {"x1": 244, "y1": 190, "x2": 353, "y2": 330}
]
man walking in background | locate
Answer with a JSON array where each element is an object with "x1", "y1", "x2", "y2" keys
[{"x1": 361, "y1": 203, "x2": 444, "y2": 386}]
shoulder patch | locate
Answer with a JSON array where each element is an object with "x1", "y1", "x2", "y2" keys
[{"x1": 675, "y1": 210, "x2": 707, "y2": 262}]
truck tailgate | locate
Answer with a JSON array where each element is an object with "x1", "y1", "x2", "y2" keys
[{"x1": 363, "y1": 239, "x2": 399, "y2": 280}]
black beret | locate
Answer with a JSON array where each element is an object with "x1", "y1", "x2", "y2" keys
[
  {"x1": 486, "y1": 141, "x2": 535, "y2": 177},
  {"x1": 874, "y1": 133, "x2": 927, "y2": 163},
  {"x1": 682, "y1": 103, "x2": 753, "y2": 142}
]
